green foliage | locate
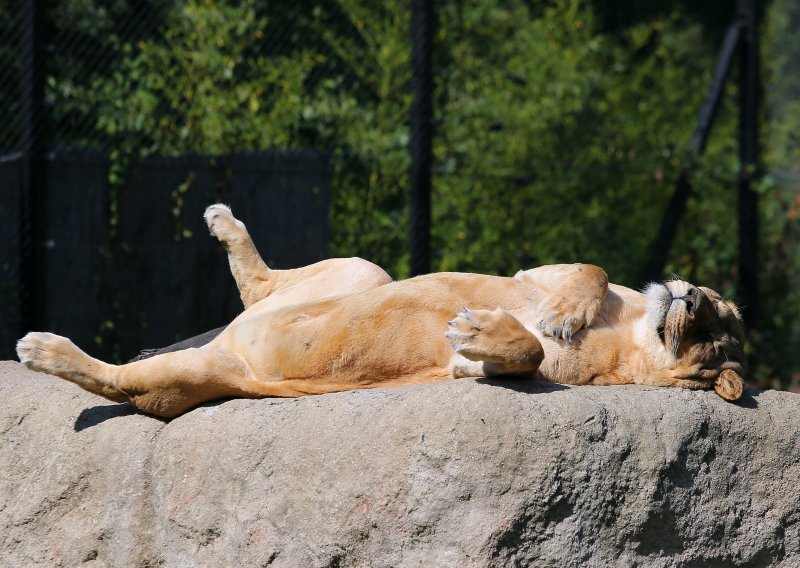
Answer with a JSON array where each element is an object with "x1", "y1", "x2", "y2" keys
[
  {"x1": 431, "y1": 4, "x2": 703, "y2": 280},
  {"x1": 34, "y1": 0, "x2": 800, "y2": 388},
  {"x1": 298, "y1": 0, "x2": 413, "y2": 276},
  {"x1": 295, "y1": 0, "x2": 735, "y2": 288},
  {"x1": 95, "y1": 0, "x2": 311, "y2": 155},
  {"x1": 752, "y1": 0, "x2": 800, "y2": 388},
  {"x1": 764, "y1": 0, "x2": 800, "y2": 171}
]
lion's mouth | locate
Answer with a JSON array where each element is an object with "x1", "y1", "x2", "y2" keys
[
  {"x1": 645, "y1": 282, "x2": 696, "y2": 355},
  {"x1": 664, "y1": 300, "x2": 693, "y2": 355}
]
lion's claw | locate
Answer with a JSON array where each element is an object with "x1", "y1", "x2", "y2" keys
[
  {"x1": 445, "y1": 308, "x2": 482, "y2": 350},
  {"x1": 537, "y1": 314, "x2": 584, "y2": 341}
]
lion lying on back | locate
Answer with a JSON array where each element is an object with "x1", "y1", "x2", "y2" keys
[{"x1": 17, "y1": 205, "x2": 746, "y2": 417}]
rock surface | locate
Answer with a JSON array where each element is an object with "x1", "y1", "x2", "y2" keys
[{"x1": 1, "y1": 360, "x2": 799, "y2": 567}]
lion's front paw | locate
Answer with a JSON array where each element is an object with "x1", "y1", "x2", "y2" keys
[
  {"x1": 203, "y1": 204, "x2": 247, "y2": 243},
  {"x1": 536, "y1": 295, "x2": 601, "y2": 341},
  {"x1": 16, "y1": 332, "x2": 80, "y2": 376},
  {"x1": 446, "y1": 308, "x2": 543, "y2": 374},
  {"x1": 445, "y1": 308, "x2": 489, "y2": 355},
  {"x1": 445, "y1": 307, "x2": 530, "y2": 363},
  {"x1": 536, "y1": 311, "x2": 585, "y2": 342}
]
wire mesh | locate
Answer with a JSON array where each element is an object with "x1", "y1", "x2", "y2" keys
[
  {"x1": 0, "y1": 0, "x2": 797, "y2": 386},
  {"x1": 0, "y1": 1, "x2": 21, "y2": 153}
]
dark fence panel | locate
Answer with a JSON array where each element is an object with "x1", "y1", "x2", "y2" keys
[
  {"x1": 35, "y1": 151, "x2": 110, "y2": 355},
  {"x1": 0, "y1": 156, "x2": 22, "y2": 356},
  {"x1": 1, "y1": 150, "x2": 329, "y2": 362}
]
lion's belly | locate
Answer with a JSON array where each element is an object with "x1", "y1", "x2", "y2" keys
[
  {"x1": 211, "y1": 272, "x2": 555, "y2": 389},
  {"x1": 214, "y1": 296, "x2": 457, "y2": 389}
]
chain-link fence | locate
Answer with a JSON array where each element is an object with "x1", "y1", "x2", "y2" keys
[
  {"x1": 1, "y1": 1, "x2": 798, "y2": 386},
  {"x1": 0, "y1": 0, "x2": 348, "y2": 360}
]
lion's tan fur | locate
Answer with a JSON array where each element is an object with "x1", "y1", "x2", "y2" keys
[{"x1": 17, "y1": 205, "x2": 746, "y2": 417}]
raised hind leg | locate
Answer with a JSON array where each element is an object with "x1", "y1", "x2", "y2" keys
[
  {"x1": 17, "y1": 332, "x2": 300, "y2": 418},
  {"x1": 204, "y1": 204, "x2": 391, "y2": 309},
  {"x1": 204, "y1": 203, "x2": 274, "y2": 308}
]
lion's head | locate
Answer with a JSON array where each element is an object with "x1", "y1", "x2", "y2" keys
[{"x1": 645, "y1": 280, "x2": 746, "y2": 401}]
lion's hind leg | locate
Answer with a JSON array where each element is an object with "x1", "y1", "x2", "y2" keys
[
  {"x1": 445, "y1": 308, "x2": 544, "y2": 378},
  {"x1": 17, "y1": 332, "x2": 297, "y2": 418},
  {"x1": 205, "y1": 204, "x2": 392, "y2": 309},
  {"x1": 18, "y1": 332, "x2": 129, "y2": 402},
  {"x1": 204, "y1": 204, "x2": 273, "y2": 308}
]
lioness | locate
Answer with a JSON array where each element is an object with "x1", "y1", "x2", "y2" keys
[{"x1": 17, "y1": 204, "x2": 746, "y2": 418}]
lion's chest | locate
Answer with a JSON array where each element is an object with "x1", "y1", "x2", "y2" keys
[{"x1": 534, "y1": 326, "x2": 625, "y2": 385}]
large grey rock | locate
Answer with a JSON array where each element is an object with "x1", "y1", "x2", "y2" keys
[{"x1": 1, "y1": 360, "x2": 798, "y2": 567}]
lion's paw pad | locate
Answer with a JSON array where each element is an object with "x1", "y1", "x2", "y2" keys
[
  {"x1": 16, "y1": 332, "x2": 76, "y2": 374},
  {"x1": 445, "y1": 308, "x2": 499, "y2": 354},
  {"x1": 203, "y1": 204, "x2": 245, "y2": 240}
]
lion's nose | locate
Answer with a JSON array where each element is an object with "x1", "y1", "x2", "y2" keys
[{"x1": 681, "y1": 287, "x2": 699, "y2": 314}]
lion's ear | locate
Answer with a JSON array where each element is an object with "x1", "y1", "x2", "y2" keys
[{"x1": 714, "y1": 369, "x2": 744, "y2": 401}]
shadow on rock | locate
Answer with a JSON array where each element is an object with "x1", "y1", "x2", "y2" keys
[
  {"x1": 74, "y1": 403, "x2": 166, "y2": 431},
  {"x1": 476, "y1": 376, "x2": 569, "y2": 394},
  {"x1": 734, "y1": 387, "x2": 761, "y2": 409}
]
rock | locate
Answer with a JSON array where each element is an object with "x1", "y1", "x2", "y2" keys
[{"x1": 1, "y1": 360, "x2": 799, "y2": 567}]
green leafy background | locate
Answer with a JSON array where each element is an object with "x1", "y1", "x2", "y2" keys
[{"x1": 21, "y1": 0, "x2": 800, "y2": 388}]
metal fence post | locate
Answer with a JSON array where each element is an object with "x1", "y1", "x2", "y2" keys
[
  {"x1": 18, "y1": 0, "x2": 45, "y2": 335},
  {"x1": 641, "y1": 22, "x2": 741, "y2": 284},
  {"x1": 409, "y1": 0, "x2": 433, "y2": 276},
  {"x1": 737, "y1": 0, "x2": 760, "y2": 329}
]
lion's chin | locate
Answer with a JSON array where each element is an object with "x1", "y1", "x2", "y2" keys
[
  {"x1": 644, "y1": 283, "x2": 672, "y2": 334},
  {"x1": 644, "y1": 283, "x2": 694, "y2": 356}
]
